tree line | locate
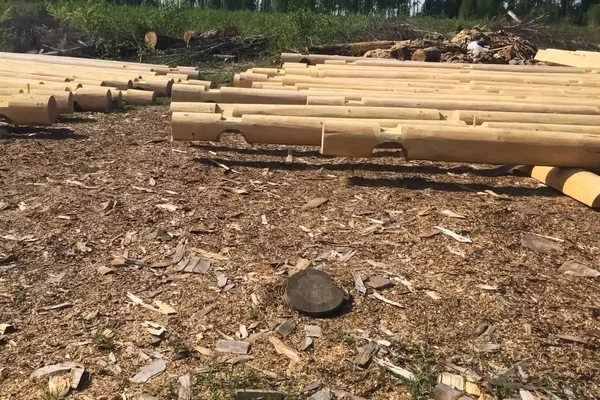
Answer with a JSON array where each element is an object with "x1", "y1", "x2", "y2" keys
[{"x1": 108, "y1": 0, "x2": 600, "y2": 25}]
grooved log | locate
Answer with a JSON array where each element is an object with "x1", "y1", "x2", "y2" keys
[{"x1": 320, "y1": 122, "x2": 600, "y2": 168}]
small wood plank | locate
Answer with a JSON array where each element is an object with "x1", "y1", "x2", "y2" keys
[{"x1": 215, "y1": 340, "x2": 250, "y2": 355}]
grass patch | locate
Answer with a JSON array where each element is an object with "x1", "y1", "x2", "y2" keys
[
  {"x1": 194, "y1": 363, "x2": 298, "y2": 399},
  {"x1": 90, "y1": 328, "x2": 116, "y2": 352},
  {"x1": 73, "y1": 162, "x2": 98, "y2": 174},
  {"x1": 394, "y1": 347, "x2": 437, "y2": 400}
]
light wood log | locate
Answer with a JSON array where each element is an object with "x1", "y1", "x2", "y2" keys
[
  {"x1": 15, "y1": 89, "x2": 74, "y2": 114},
  {"x1": 182, "y1": 80, "x2": 212, "y2": 87},
  {"x1": 319, "y1": 121, "x2": 600, "y2": 168},
  {"x1": 0, "y1": 94, "x2": 57, "y2": 125},
  {"x1": 166, "y1": 73, "x2": 190, "y2": 81},
  {"x1": 360, "y1": 96, "x2": 599, "y2": 115},
  {"x1": 0, "y1": 77, "x2": 81, "y2": 90},
  {"x1": 123, "y1": 89, "x2": 157, "y2": 105},
  {"x1": 0, "y1": 51, "x2": 168, "y2": 71},
  {"x1": 451, "y1": 110, "x2": 600, "y2": 126},
  {"x1": 134, "y1": 79, "x2": 173, "y2": 97},
  {"x1": 307, "y1": 96, "x2": 345, "y2": 105},
  {"x1": 534, "y1": 49, "x2": 599, "y2": 69},
  {"x1": 169, "y1": 102, "x2": 219, "y2": 115},
  {"x1": 171, "y1": 113, "x2": 464, "y2": 144},
  {"x1": 73, "y1": 88, "x2": 112, "y2": 111},
  {"x1": 281, "y1": 52, "x2": 590, "y2": 73},
  {"x1": 230, "y1": 104, "x2": 443, "y2": 120},
  {"x1": 171, "y1": 84, "x2": 210, "y2": 102},
  {"x1": 518, "y1": 165, "x2": 600, "y2": 208},
  {"x1": 482, "y1": 122, "x2": 600, "y2": 134},
  {"x1": 0, "y1": 88, "x2": 24, "y2": 94}
]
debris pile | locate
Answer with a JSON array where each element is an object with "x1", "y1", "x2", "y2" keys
[{"x1": 311, "y1": 27, "x2": 537, "y2": 64}]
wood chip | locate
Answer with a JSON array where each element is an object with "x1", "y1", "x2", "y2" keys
[
  {"x1": 441, "y1": 209, "x2": 466, "y2": 219},
  {"x1": 156, "y1": 203, "x2": 178, "y2": 212},
  {"x1": 308, "y1": 391, "x2": 331, "y2": 400},
  {"x1": 373, "y1": 357, "x2": 414, "y2": 380},
  {"x1": 39, "y1": 302, "x2": 72, "y2": 312},
  {"x1": 302, "y1": 336, "x2": 313, "y2": 351},
  {"x1": 217, "y1": 274, "x2": 228, "y2": 288},
  {"x1": 195, "y1": 303, "x2": 217, "y2": 318},
  {"x1": 372, "y1": 292, "x2": 403, "y2": 308},
  {"x1": 222, "y1": 187, "x2": 248, "y2": 195},
  {"x1": 438, "y1": 372, "x2": 466, "y2": 391},
  {"x1": 305, "y1": 325, "x2": 322, "y2": 338},
  {"x1": 130, "y1": 359, "x2": 166, "y2": 383},
  {"x1": 556, "y1": 334, "x2": 588, "y2": 344},
  {"x1": 304, "y1": 381, "x2": 323, "y2": 393},
  {"x1": 227, "y1": 355, "x2": 254, "y2": 365},
  {"x1": 419, "y1": 229, "x2": 441, "y2": 238},
  {"x1": 425, "y1": 290, "x2": 441, "y2": 300},
  {"x1": 354, "y1": 274, "x2": 367, "y2": 295},
  {"x1": 301, "y1": 198, "x2": 328, "y2": 211},
  {"x1": 519, "y1": 389, "x2": 537, "y2": 400},
  {"x1": 178, "y1": 374, "x2": 193, "y2": 400},
  {"x1": 193, "y1": 248, "x2": 229, "y2": 261},
  {"x1": 30, "y1": 363, "x2": 76, "y2": 380},
  {"x1": 172, "y1": 243, "x2": 187, "y2": 263},
  {"x1": 0, "y1": 324, "x2": 14, "y2": 334},
  {"x1": 97, "y1": 266, "x2": 114, "y2": 275},
  {"x1": 473, "y1": 343, "x2": 501, "y2": 353},
  {"x1": 521, "y1": 233, "x2": 563, "y2": 255},
  {"x1": 215, "y1": 340, "x2": 250, "y2": 355},
  {"x1": 435, "y1": 226, "x2": 472, "y2": 243},
  {"x1": 154, "y1": 300, "x2": 177, "y2": 315},
  {"x1": 354, "y1": 342, "x2": 378, "y2": 367},
  {"x1": 275, "y1": 320, "x2": 296, "y2": 339},
  {"x1": 558, "y1": 261, "x2": 600, "y2": 278},
  {"x1": 473, "y1": 322, "x2": 490, "y2": 337},
  {"x1": 269, "y1": 336, "x2": 301, "y2": 362},
  {"x1": 367, "y1": 276, "x2": 394, "y2": 290},
  {"x1": 127, "y1": 292, "x2": 161, "y2": 313}
]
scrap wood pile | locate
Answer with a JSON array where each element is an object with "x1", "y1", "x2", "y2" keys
[
  {"x1": 168, "y1": 51, "x2": 600, "y2": 209},
  {"x1": 309, "y1": 27, "x2": 537, "y2": 64},
  {"x1": 0, "y1": 51, "x2": 206, "y2": 127},
  {"x1": 143, "y1": 28, "x2": 270, "y2": 65}
]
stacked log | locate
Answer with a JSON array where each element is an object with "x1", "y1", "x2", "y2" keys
[
  {"x1": 0, "y1": 52, "x2": 200, "y2": 126},
  {"x1": 169, "y1": 52, "x2": 600, "y2": 208}
]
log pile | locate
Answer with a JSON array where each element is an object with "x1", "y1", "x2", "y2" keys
[
  {"x1": 308, "y1": 27, "x2": 537, "y2": 65},
  {"x1": 0, "y1": 51, "x2": 203, "y2": 127},
  {"x1": 169, "y1": 51, "x2": 600, "y2": 209}
]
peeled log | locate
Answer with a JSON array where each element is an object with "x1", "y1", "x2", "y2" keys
[
  {"x1": 319, "y1": 121, "x2": 600, "y2": 169},
  {"x1": 307, "y1": 96, "x2": 345, "y2": 106},
  {"x1": 73, "y1": 88, "x2": 111, "y2": 111},
  {"x1": 134, "y1": 79, "x2": 173, "y2": 97},
  {"x1": 169, "y1": 102, "x2": 218, "y2": 115},
  {"x1": 360, "y1": 96, "x2": 599, "y2": 115},
  {"x1": 518, "y1": 166, "x2": 600, "y2": 208},
  {"x1": 0, "y1": 94, "x2": 57, "y2": 125},
  {"x1": 230, "y1": 104, "x2": 442, "y2": 120},
  {"x1": 123, "y1": 89, "x2": 157, "y2": 105},
  {"x1": 452, "y1": 110, "x2": 600, "y2": 126},
  {"x1": 21, "y1": 90, "x2": 74, "y2": 114},
  {"x1": 482, "y1": 122, "x2": 600, "y2": 134},
  {"x1": 171, "y1": 84, "x2": 208, "y2": 102},
  {"x1": 171, "y1": 113, "x2": 465, "y2": 144}
]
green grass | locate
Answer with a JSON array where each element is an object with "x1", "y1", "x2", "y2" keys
[{"x1": 74, "y1": 162, "x2": 98, "y2": 174}]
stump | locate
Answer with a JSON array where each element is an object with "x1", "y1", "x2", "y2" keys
[{"x1": 284, "y1": 269, "x2": 344, "y2": 317}]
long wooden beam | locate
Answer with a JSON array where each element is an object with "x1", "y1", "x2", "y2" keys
[{"x1": 319, "y1": 121, "x2": 600, "y2": 168}]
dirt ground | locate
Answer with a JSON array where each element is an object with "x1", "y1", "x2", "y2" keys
[{"x1": 0, "y1": 106, "x2": 599, "y2": 400}]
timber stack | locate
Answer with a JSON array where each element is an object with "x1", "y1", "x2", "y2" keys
[
  {"x1": 169, "y1": 49, "x2": 600, "y2": 209},
  {"x1": 0, "y1": 51, "x2": 204, "y2": 127}
]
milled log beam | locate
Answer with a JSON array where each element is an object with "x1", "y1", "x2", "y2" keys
[{"x1": 319, "y1": 121, "x2": 600, "y2": 169}]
